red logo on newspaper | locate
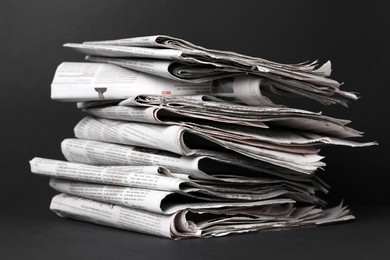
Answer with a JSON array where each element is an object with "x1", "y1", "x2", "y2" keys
[{"x1": 162, "y1": 91, "x2": 171, "y2": 95}]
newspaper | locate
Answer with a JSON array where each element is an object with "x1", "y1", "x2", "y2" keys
[
  {"x1": 29, "y1": 157, "x2": 293, "y2": 190},
  {"x1": 80, "y1": 94, "x2": 365, "y2": 138},
  {"x1": 73, "y1": 116, "x2": 326, "y2": 175},
  {"x1": 60, "y1": 138, "x2": 270, "y2": 181},
  {"x1": 64, "y1": 35, "x2": 358, "y2": 106},
  {"x1": 60, "y1": 138, "x2": 329, "y2": 193},
  {"x1": 30, "y1": 157, "x2": 185, "y2": 192},
  {"x1": 50, "y1": 193, "x2": 355, "y2": 239},
  {"x1": 49, "y1": 178, "x2": 295, "y2": 214},
  {"x1": 80, "y1": 35, "x2": 333, "y2": 76},
  {"x1": 85, "y1": 56, "x2": 243, "y2": 83},
  {"x1": 83, "y1": 104, "x2": 376, "y2": 150},
  {"x1": 30, "y1": 158, "x2": 323, "y2": 206},
  {"x1": 51, "y1": 62, "x2": 274, "y2": 105}
]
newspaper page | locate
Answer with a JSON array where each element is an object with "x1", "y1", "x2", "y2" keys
[
  {"x1": 84, "y1": 100, "x2": 269, "y2": 128},
  {"x1": 30, "y1": 157, "x2": 186, "y2": 192},
  {"x1": 31, "y1": 157, "x2": 321, "y2": 203},
  {"x1": 92, "y1": 35, "x2": 338, "y2": 87},
  {"x1": 51, "y1": 62, "x2": 215, "y2": 101},
  {"x1": 74, "y1": 116, "x2": 186, "y2": 155},
  {"x1": 75, "y1": 114, "x2": 370, "y2": 171},
  {"x1": 64, "y1": 42, "x2": 247, "y2": 69},
  {"x1": 86, "y1": 56, "x2": 276, "y2": 105},
  {"x1": 84, "y1": 56, "x2": 350, "y2": 105},
  {"x1": 30, "y1": 157, "x2": 315, "y2": 197},
  {"x1": 61, "y1": 138, "x2": 250, "y2": 181},
  {"x1": 74, "y1": 35, "x2": 323, "y2": 74},
  {"x1": 49, "y1": 178, "x2": 295, "y2": 214},
  {"x1": 60, "y1": 138, "x2": 330, "y2": 195},
  {"x1": 82, "y1": 106, "x2": 375, "y2": 150},
  {"x1": 65, "y1": 35, "x2": 359, "y2": 106},
  {"x1": 49, "y1": 177, "x2": 294, "y2": 203},
  {"x1": 85, "y1": 56, "x2": 242, "y2": 83},
  {"x1": 60, "y1": 139, "x2": 317, "y2": 183},
  {"x1": 73, "y1": 116, "x2": 326, "y2": 174},
  {"x1": 83, "y1": 35, "x2": 340, "y2": 88},
  {"x1": 50, "y1": 193, "x2": 176, "y2": 238},
  {"x1": 64, "y1": 43, "x2": 187, "y2": 60},
  {"x1": 50, "y1": 193, "x2": 354, "y2": 239},
  {"x1": 83, "y1": 35, "x2": 329, "y2": 75},
  {"x1": 52, "y1": 62, "x2": 273, "y2": 105},
  {"x1": 116, "y1": 95, "x2": 364, "y2": 138},
  {"x1": 82, "y1": 105, "x2": 312, "y2": 154}
]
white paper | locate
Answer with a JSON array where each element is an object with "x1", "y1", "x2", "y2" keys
[
  {"x1": 30, "y1": 157, "x2": 185, "y2": 192},
  {"x1": 51, "y1": 62, "x2": 214, "y2": 101},
  {"x1": 65, "y1": 35, "x2": 359, "y2": 106},
  {"x1": 50, "y1": 193, "x2": 354, "y2": 239},
  {"x1": 50, "y1": 193, "x2": 174, "y2": 238}
]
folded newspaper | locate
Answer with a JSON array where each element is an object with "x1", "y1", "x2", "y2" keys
[
  {"x1": 30, "y1": 35, "x2": 376, "y2": 239},
  {"x1": 49, "y1": 193, "x2": 353, "y2": 238},
  {"x1": 63, "y1": 35, "x2": 358, "y2": 106},
  {"x1": 50, "y1": 62, "x2": 275, "y2": 105}
]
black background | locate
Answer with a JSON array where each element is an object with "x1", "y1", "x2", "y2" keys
[{"x1": 1, "y1": 0, "x2": 389, "y2": 259}]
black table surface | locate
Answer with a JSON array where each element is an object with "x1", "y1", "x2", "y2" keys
[{"x1": 1, "y1": 204, "x2": 389, "y2": 260}]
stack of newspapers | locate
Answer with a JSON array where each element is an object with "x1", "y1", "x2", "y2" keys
[{"x1": 30, "y1": 35, "x2": 375, "y2": 239}]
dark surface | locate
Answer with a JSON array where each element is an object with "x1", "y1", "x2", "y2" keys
[
  {"x1": 1, "y1": 205, "x2": 390, "y2": 259},
  {"x1": 0, "y1": 0, "x2": 389, "y2": 259}
]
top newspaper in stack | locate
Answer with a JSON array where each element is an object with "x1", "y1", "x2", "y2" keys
[{"x1": 63, "y1": 35, "x2": 358, "y2": 106}]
